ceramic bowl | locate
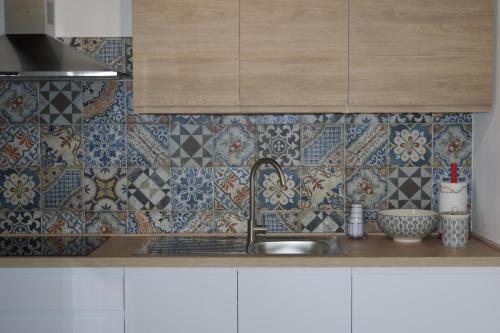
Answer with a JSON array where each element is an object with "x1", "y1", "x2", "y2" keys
[{"x1": 377, "y1": 209, "x2": 439, "y2": 243}]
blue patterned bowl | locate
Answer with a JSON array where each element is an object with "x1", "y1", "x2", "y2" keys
[{"x1": 378, "y1": 209, "x2": 439, "y2": 243}]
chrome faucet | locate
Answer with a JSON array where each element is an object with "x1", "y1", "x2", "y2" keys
[{"x1": 247, "y1": 158, "x2": 285, "y2": 245}]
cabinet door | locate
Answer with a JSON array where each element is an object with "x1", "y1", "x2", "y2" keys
[
  {"x1": 125, "y1": 268, "x2": 237, "y2": 333},
  {"x1": 349, "y1": 0, "x2": 493, "y2": 106},
  {"x1": 352, "y1": 267, "x2": 500, "y2": 333},
  {"x1": 133, "y1": 0, "x2": 239, "y2": 110},
  {"x1": 240, "y1": 0, "x2": 348, "y2": 105},
  {"x1": 238, "y1": 268, "x2": 351, "y2": 333}
]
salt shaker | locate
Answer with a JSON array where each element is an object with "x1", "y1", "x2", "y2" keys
[{"x1": 346, "y1": 204, "x2": 366, "y2": 239}]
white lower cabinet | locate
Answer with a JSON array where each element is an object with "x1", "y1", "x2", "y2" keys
[
  {"x1": 238, "y1": 268, "x2": 352, "y2": 333},
  {"x1": 124, "y1": 268, "x2": 238, "y2": 333},
  {"x1": 0, "y1": 268, "x2": 124, "y2": 333},
  {"x1": 352, "y1": 267, "x2": 500, "y2": 333}
]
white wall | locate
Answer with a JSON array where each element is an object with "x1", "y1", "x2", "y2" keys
[
  {"x1": 55, "y1": 0, "x2": 131, "y2": 37},
  {"x1": 472, "y1": 1, "x2": 500, "y2": 244},
  {"x1": 0, "y1": 0, "x2": 5, "y2": 35}
]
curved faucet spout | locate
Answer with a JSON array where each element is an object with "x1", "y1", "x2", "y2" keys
[{"x1": 248, "y1": 158, "x2": 285, "y2": 245}]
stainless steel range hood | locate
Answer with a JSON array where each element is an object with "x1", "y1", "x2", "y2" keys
[{"x1": 0, "y1": 0, "x2": 123, "y2": 78}]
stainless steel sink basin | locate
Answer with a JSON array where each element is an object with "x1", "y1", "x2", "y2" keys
[{"x1": 247, "y1": 238, "x2": 345, "y2": 255}]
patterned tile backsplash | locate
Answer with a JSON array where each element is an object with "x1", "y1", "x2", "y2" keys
[{"x1": 0, "y1": 38, "x2": 474, "y2": 235}]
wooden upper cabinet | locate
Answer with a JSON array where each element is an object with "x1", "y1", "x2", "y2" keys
[
  {"x1": 240, "y1": 0, "x2": 348, "y2": 106},
  {"x1": 133, "y1": 0, "x2": 239, "y2": 111},
  {"x1": 349, "y1": 0, "x2": 493, "y2": 106}
]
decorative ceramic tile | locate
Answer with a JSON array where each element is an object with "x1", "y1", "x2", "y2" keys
[
  {"x1": 214, "y1": 211, "x2": 248, "y2": 233},
  {"x1": 171, "y1": 115, "x2": 212, "y2": 124},
  {"x1": 301, "y1": 124, "x2": 344, "y2": 168},
  {"x1": 300, "y1": 115, "x2": 324, "y2": 124},
  {"x1": 170, "y1": 123, "x2": 214, "y2": 167},
  {"x1": 301, "y1": 167, "x2": 344, "y2": 210},
  {"x1": 42, "y1": 237, "x2": 87, "y2": 256},
  {"x1": 257, "y1": 167, "x2": 300, "y2": 210},
  {"x1": 214, "y1": 168, "x2": 250, "y2": 210},
  {"x1": 433, "y1": 113, "x2": 472, "y2": 124},
  {"x1": 125, "y1": 81, "x2": 170, "y2": 124},
  {"x1": 389, "y1": 124, "x2": 432, "y2": 167},
  {"x1": 128, "y1": 211, "x2": 171, "y2": 233},
  {"x1": 258, "y1": 124, "x2": 300, "y2": 167},
  {"x1": 84, "y1": 168, "x2": 127, "y2": 211},
  {"x1": 171, "y1": 211, "x2": 214, "y2": 233},
  {"x1": 124, "y1": 37, "x2": 133, "y2": 74},
  {"x1": 85, "y1": 211, "x2": 127, "y2": 234},
  {"x1": 214, "y1": 124, "x2": 257, "y2": 167},
  {"x1": 127, "y1": 124, "x2": 170, "y2": 167},
  {"x1": 300, "y1": 210, "x2": 344, "y2": 233},
  {"x1": 83, "y1": 124, "x2": 126, "y2": 167},
  {"x1": 42, "y1": 168, "x2": 83, "y2": 210},
  {"x1": 259, "y1": 211, "x2": 301, "y2": 233},
  {"x1": 0, "y1": 237, "x2": 42, "y2": 255},
  {"x1": 41, "y1": 211, "x2": 84, "y2": 234},
  {"x1": 433, "y1": 124, "x2": 472, "y2": 168},
  {"x1": 389, "y1": 113, "x2": 432, "y2": 124},
  {"x1": 324, "y1": 113, "x2": 345, "y2": 124},
  {"x1": 257, "y1": 115, "x2": 300, "y2": 124},
  {"x1": 345, "y1": 113, "x2": 388, "y2": 124},
  {"x1": 432, "y1": 167, "x2": 471, "y2": 211},
  {"x1": 171, "y1": 168, "x2": 213, "y2": 211},
  {"x1": 41, "y1": 125, "x2": 83, "y2": 167},
  {"x1": 83, "y1": 81, "x2": 126, "y2": 124},
  {"x1": 214, "y1": 114, "x2": 256, "y2": 125},
  {"x1": 0, "y1": 211, "x2": 41, "y2": 233},
  {"x1": 0, "y1": 81, "x2": 38, "y2": 124},
  {"x1": 388, "y1": 167, "x2": 432, "y2": 210},
  {"x1": 128, "y1": 167, "x2": 171, "y2": 210},
  {"x1": 0, "y1": 168, "x2": 40, "y2": 210},
  {"x1": 346, "y1": 124, "x2": 388, "y2": 167},
  {"x1": 0, "y1": 125, "x2": 40, "y2": 168},
  {"x1": 63, "y1": 38, "x2": 126, "y2": 72},
  {"x1": 39, "y1": 81, "x2": 82, "y2": 125},
  {"x1": 345, "y1": 167, "x2": 388, "y2": 210}
]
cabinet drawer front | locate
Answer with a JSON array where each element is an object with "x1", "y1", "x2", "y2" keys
[{"x1": 0, "y1": 268, "x2": 124, "y2": 311}]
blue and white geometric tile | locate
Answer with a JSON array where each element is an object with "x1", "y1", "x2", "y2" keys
[
  {"x1": 0, "y1": 125, "x2": 40, "y2": 168},
  {"x1": 127, "y1": 124, "x2": 170, "y2": 167},
  {"x1": 171, "y1": 211, "x2": 214, "y2": 233},
  {"x1": 301, "y1": 124, "x2": 344, "y2": 168},
  {"x1": 214, "y1": 124, "x2": 257, "y2": 167},
  {"x1": 170, "y1": 123, "x2": 214, "y2": 167},
  {"x1": 42, "y1": 168, "x2": 83, "y2": 210},
  {"x1": 171, "y1": 168, "x2": 213, "y2": 211},
  {"x1": 83, "y1": 124, "x2": 126, "y2": 167},
  {"x1": 42, "y1": 211, "x2": 84, "y2": 234},
  {"x1": 128, "y1": 211, "x2": 171, "y2": 234},
  {"x1": 388, "y1": 167, "x2": 432, "y2": 210},
  {"x1": 346, "y1": 124, "x2": 388, "y2": 167},
  {"x1": 389, "y1": 124, "x2": 432, "y2": 167},
  {"x1": 345, "y1": 167, "x2": 388, "y2": 210},
  {"x1": 259, "y1": 210, "x2": 301, "y2": 233},
  {"x1": 214, "y1": 168, "x2": 250, "y2": 210},
  {"x1": 85, "y1": 211, "x2": 127, "y2": 234},
  {"x1": 0, "y1": 81, "x2": 38, "y2": 124},
  {"x1": 83, "y1": 80, "x2": 126, "y2": 124},
  {"x1": 84, "y1": 168, "x2": 128, "y2": 211},
  {"x1": 39, "y1": 81, "x2": 82, "y2": 125},
  {"x1": 257, "y1": 167, "x2": 300, "y2": 210},
  {"x1": 433, "y1": 124, "x2": 472, "y2": 168},
  {"x1": 301, "y1": 167, "x2": 344, "y2": 210},
  {"x1": 258, "y1": 124, "x2": 300, "y2": 167},
  {"x1": 0, "y1": 168, "x2": 41, "y2": 210},
  {"x1": 300, "y1": 210, "x2": 344, "y2": 233},
  {"x1": 128, "y1": 167, "x2": 170, "y2": 210},
  {"x1": 0, "y1": 211, "x2": 41, "y2": 234},
  {"x1": 41, "y1": 125, "x2": 83, "y2": 167}
]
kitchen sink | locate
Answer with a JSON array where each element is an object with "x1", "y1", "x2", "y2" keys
[{"x1": 134, "y1": 236, "x2": 346, "y2": 256}]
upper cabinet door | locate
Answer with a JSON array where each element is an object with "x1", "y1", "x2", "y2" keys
[
  {"x1": 240, "y1": 0, "x2": 348, "y2": 105},
  {"x1": 349, "y1": 0, "x2": 493, "y2": 106},
  {"x1": 133, "y1": 0, "x2": 239, "y2": 111}
]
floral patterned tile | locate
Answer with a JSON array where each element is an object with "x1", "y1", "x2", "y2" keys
[
  {"x1": 171, "y1": 211, "x2": 214, "y2": 233},
  {"x1": 257, "y1": 115, "x2": 300, "y2": 124},
  {"x1": 433, "y1": 124, "x2": 472, "y2": 168},
  {"x1": 257, "y1": 167, "x2": 300, "y2": 210},
  {"x1": 214, "y1": 124, "x2": 257, "y2": 167},
  {"x1": 259, "y1": 210, "x2": 301, "y2": 233},
  {"x1": 170, "y1": 123, "x2": 214, "y2": 167},
  {"x1": 214, "y1": 168, "x2": 250, "y2": 210},
  {"x1": 214, "y1": 211, "x2": 248, "y2": 233},
  {"x1": 258, "y1": 124, "x2": 300, "y2": 167},
  {"x1": 41, "y1": 126, "x2": 83, "y2": 167},
  {"x1": 125, "y1": 81, "x2": 170, "y2": 124},
  {"x1": 0, "y1": 125, "x2": 40, "y2": 168},
  {"x1": 300, "y1": 210, "x2": 344, "y2": 233},
  {"x1": 83, "y1": 80, "x2": 126, "y2": 124},
  {"x1": 389, "y1": 124, "x2": 432, "y2": 167},
  {"x1": 389, "y1": 113, "x2": 432, "y2": 124},
  {"x1": 433, "y1": 113, "x2": 472, "y2": 124},
  {"x1": 85, "y1": 211, "x2": 127, "y2": 234},
  {"x1": 41, "y1": 211, "x2": 84, "y2": 234},
  {"x1": 42, "y1": 168, "x2": 83, "y2": 210},
  {"x1": 128, "y1": 211, "x2": 171, "y2": 233},
  {"x1": 301, "y1": 167, "x2": 344, "y2": 210},
  {"x1": 39, "y1": 81, "x2": 82, "y2": 125},
  {"x1": 127, "y1": 124, "x2": 170, "y2": 167},
  {"x1": 83, "y1": 124, "x2": 126, "y2": 167},
  {"x1": 345, "y1": 113, "x2": 388, "y2": 124},
  {"x1": 128, "y1": 167, "x2": 170, "y2": 210},
  {"x1": 301, "y1": 124, "x2": 344, "y2": 168},
  {"x1": 0, "y1": 81, "x2": 38, "y2": 124},
  {"x1": 171, "y1": 168, "x2": 213, "y2": 211},
  {"x1": 432, "y1": 167, "x2": 471, "y2": 211},
  {"x1": 214, "y1": 114, "x2": 257, "y2": 125},
  {"x1": 0, "y1": 168, "x2": 41, "y2": 210},
  {"x1": 345, "y1": 167, "x2": 388, "y2": 210},
  {"x1": 0, "y1": 211, "x2": 41, "y2": 233},
  {"x1": 84, "y1": 168, "x2": 128, "y2": 211},
  {"x1": 345, "y1": 124, "x2": 388, "y2": 167}
]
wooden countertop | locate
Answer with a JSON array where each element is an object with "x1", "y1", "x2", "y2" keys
[{"x1": 1, "y1": 234, "x2": 500, "y2": 267}]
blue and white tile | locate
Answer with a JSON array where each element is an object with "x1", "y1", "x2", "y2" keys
[
  {"x1": 432, "y1": 167, "x2": 472, "y2": 211},
  {"x1": 214, "y1": 114, "x2": 257, "y2": 125},
  {"x1": 259, "y1": 211, "x2": 301, "y2": 233},
  {"x1": 128, "y1": 167, "x2": 170, "y2": 210},
  {"x1": 42, "y1": 168, "x2": 83, "y2": 210},
  {"x1": 300, "y1": 114, "x2": 324, "y2": 124},
  {"x1": 324, "y1": 113, "x2": 345, "y2": 124},
  {"x1": 389, "y1": 113, "x2": 432, "y2": 124},
  {"x1": 42, "y1": 211, "x2": 84, "y2": 234},
  {"x1": 389, "y1": 124, "x2": 432, "y2": 167},
  {"x1": 41, "y1": 125, "x2": 83, "y2": 167},
  {"x1": 85, "y1": 211, "x2": 127, "y2": 234},
  {"x1": 345, "y1": 113, "x2": 388, "y2": 124},
  {"x1": 0, "y1": 211, "x2": 41, "y2": 234},
  {"x1": 433, "y1": 124, "x2": 472, "y2": 168},
  {"x1": 301, "y1": 167, "x2": 344, "y2": 210},
  {"x1": 171, "y1": 211, "x2": 214, "y2": 233},
  {"x1": 83, "y1": 124, "x2": 126, "y2": 167},
  {"x1": 258, "y1": 124, "x2": 300, "y2": 167},
  {"x1": 301, "y1": 124, "x2": 344, "y2": 168},
  {"x1": 171, "y1": 168, "x2": 213, "y2": 211},
  {"x1": 433, "y1": 113, "x2": 472, "y2": 124},
  {"x1": 0, "y1": 81, "x2": 38, "y2": 124},
  {"x1": 345, "y1": 167, "x2": 388, "y2": 210},
  {"x1": 128, "y1": 211, "x2": 171, "y2": 233},
  {"x1": 170, "y1": 123, "x2": 214, "y2": 167},
  {"x1": 0, "y1": 168, "x2": 41, "y2": 210},
  {"x1": 83, "y1": 80, "x2": 126, "y2": 124},
  {"x1": 127, "y1": 124, "x2": 170, "y2": 167},
  {"x1": 257, "y1": 115, "x2": 300, "y2": 124},
  {"x1": 214, "y1": 211, "x2": 248, "y2": 233},
  {"x1": 300, "y1": 210, "x2": 344, "y2": 233},
  {"x1": 84, "y1": 168, "x2": 128, "y2": 211},
  {"x1": 257, "y1": 167, "x2": 300, "y2": 210},
  {"x1": 39, "y1": 81, "x2": 82, "y2": 125},
  {"x1": 214, "y1": 168, "x2": 250, "y2": 210},
  {"x1": 171, "y1": 114, "x2": 213, "y2": 124},
  {"x1": 214, "y1": 123, "x2": 257, "y2": 167},
  {"x1": 0, "y1": 125, "x2": 40, "y2": 168},
  {"x1": 346, "y1": 124, "x2": 388, "y2": 167}
]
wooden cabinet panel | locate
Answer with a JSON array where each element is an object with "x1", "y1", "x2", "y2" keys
[
  {"x1": 133, "y1": 0, "x2": 239, "y2": 110},
  {"x1": 349, "y1": 0, "x2": 493, "y2": 106},
  {"x1": 240, "y1": 0, "x2": 348, "y2": 105}
]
